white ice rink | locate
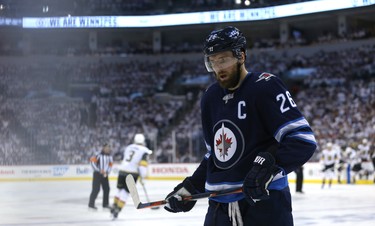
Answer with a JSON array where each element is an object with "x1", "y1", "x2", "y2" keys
[{"x1": 1, "y1": 179, "x2": 374, "y2": 226}]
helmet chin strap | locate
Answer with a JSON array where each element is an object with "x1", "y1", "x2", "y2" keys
[{"x1": 228, "y1": 63, "x2": 245, "y2": 91}]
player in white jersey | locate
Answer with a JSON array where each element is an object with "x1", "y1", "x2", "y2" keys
[
  {"x1": 357, "y1": 139, "x2": 374, "y2": 180},
  {"x1": 320, "y1": 142, "x2": 340, "y2": 188},
  {"x1": 344, "y1": 144, "x2": 362, "y2": 183},
  {"x1": 331, "y1": 142, "x2": 344, "y2": 184},
  {"x1": 110, "y1": 133, "x2": 152, "y2": 219}
]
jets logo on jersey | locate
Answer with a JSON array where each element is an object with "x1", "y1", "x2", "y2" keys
[
  {"x1": 213, "y1": 120, "x2": 245, "y2": 169},
  {"x1": 255, "y1": 73, "x2": 275, "y2": 82}
]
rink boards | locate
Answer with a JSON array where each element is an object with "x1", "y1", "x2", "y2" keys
[{"x1": 0, "y1": 162, "x2": 373, "y2": 184}]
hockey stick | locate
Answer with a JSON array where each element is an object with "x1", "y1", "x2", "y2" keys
[
  {"x1": 126, "y1": 175, "x2": 243, "y2": 209},
  {"x1": 140, "y1": 179, "x2": 160, "y2": 210}
]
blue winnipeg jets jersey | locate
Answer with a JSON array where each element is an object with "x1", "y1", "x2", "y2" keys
[{"x1": 189, "y1": 72, "x2": 317, "y2": 203}]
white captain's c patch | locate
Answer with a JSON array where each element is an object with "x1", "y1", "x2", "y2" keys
[{"x1": 213, "y1": 120, "x2": 244, "y2": 169}]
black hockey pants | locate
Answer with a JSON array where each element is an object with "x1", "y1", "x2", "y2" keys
[{"x1": 203, "y1": 186, "x2": 293, "y2": 226}]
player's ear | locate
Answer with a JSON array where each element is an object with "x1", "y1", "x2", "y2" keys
[{"x1": 238, "y1": 52, "x2": 246, "y2": 64}]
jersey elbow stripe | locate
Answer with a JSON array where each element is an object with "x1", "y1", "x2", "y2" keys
[
  {"x1": 274, "y1": 117, "x2": 311, "y2": 142},
  {"x1": 287, "y1": 132, "x2": 317, "y2": 145},
  {"x1": 205, "y1": 182, "x2": 243, "y2": 191}
]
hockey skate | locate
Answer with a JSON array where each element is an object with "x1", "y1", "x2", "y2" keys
[
  {"x1": 110, "y1": 205, "x2": 120, "y2": 220},
  {"x1": 88, "y1": 205, "x2": 98, "y2": 211}
]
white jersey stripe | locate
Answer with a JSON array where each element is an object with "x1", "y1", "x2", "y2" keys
[
  {"x1": 274, "y1": 117, "x2": 310, "y2": 142},
  {"x1": 288, "y1": 132, "x2": 317, "y2": 144}
]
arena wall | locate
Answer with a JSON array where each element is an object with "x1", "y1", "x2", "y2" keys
[{"x1": 0, "y1": 163, "x2": 373, "y2": 184}]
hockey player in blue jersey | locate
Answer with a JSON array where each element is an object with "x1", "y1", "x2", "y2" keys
[{"x1": 164, "y1": 26, "x2": 317, "y2": 226}]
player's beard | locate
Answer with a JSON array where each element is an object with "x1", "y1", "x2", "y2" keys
[{"x1": 215, "y1": 62, "x2": 242, "y2": 89}]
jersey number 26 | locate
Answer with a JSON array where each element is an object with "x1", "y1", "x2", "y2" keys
[{"x1": 276, "y1": 91, "x2": 297, "y2": 113}]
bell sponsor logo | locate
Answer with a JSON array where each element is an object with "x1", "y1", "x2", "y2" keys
[{"x1": 76, "y1": 167, "x2": 91, "y2": 175}]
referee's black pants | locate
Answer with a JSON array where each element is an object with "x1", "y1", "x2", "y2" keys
[
  {"x1": 89, "y1": 171, "x2": 110, "y2": 207},
  {"x1": 295, "y1": 166, "x2": 303, "y2": 192}
]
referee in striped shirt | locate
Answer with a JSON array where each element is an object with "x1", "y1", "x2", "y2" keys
[{"x1": 88, "y1": 143, "x2": 113, "y2": 210}]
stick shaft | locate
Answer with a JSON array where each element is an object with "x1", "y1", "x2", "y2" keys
[
  {"x1": 140, "y1": 181, "x2": 161, "y2": 209},
  {"x1": 183, "y1": 187, "x2": 243, "y2": 201},
  {"x1": 137, "y1": 188, "x2": 243, "y2": 209},
  {"x1": 126, "y1": 174, "x2": 242, "y2": 209},
  {"x1": 138, "y1": 200, "x2": 168, "y2": 209}
]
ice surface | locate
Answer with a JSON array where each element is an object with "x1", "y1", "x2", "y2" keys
[{"x1": 0, "y1": 180, "x2": 374, "y2": 226}]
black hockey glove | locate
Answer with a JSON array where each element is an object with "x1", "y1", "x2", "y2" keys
[
  {"x1": 243, "y1": 152, "x2": 279, "y2": 204},
  {"x1": 164, "y1": 177, "x2": 197, "y2": 213}
]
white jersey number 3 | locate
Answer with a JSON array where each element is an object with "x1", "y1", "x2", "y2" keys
[{"x1": 276, "y1": 91, "x2": 297, "y2": 113}]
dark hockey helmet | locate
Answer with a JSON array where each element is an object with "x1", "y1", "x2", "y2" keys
[{"x1": 203, "y1": 26, "x2": 247, "y2": 72}]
